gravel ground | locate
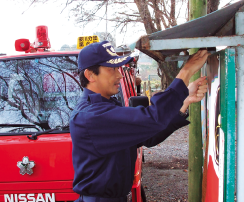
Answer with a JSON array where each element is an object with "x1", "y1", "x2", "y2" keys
[{"x1": 141, "y1": 126, "x2": 189, "y2": 202}]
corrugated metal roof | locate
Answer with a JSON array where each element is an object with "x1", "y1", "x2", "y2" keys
[{"x1": 132, "y1": 0, "x2": 244, "y2": 62}]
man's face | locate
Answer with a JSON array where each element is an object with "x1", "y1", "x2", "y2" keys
[{"x1": 92, "y1": 66, "x2": 123, "y2": 99}]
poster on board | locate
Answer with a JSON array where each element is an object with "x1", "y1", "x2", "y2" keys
[{"x1": 201, "y1": 54, "x2": 224, "y2": 202}]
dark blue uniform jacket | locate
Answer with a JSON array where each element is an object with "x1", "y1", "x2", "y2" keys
[{"x1": 70, "y1": 78, "x2": 190, "y2": 198}]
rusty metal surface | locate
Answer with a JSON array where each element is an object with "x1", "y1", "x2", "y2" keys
[{"x1": 149, "y1": 35, "x2": 244, "y2": 51}]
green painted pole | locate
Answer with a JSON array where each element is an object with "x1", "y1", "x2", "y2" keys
[{"x1": 188, "y1": 1, "x2": 207, "y2": 202}]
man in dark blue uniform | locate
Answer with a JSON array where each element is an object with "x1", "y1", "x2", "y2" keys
[{"x1": 70, "y1": 41, "x2": 208, "y2": 202}]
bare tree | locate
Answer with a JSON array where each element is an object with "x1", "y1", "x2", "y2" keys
[
  {"x1": 208, "y1": 0, "x2": 220, "y2": 14},
  {"x1": 66, "y1": 0, "x2": 212, "y2": 87},
  {"x1": 23, "y1": 0, "x2": 223, "y2": 87},
  {"x1": 94, "y1": 31, "x2": 116, "y2": 46}
]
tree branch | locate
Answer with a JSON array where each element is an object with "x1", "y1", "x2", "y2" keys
[{"x1": 134, "y1": 0, "x2": 157, "y2": 34}]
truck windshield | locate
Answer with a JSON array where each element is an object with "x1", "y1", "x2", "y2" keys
[{"x1": 0, "y1": 55, "x2": 82, "y2": 134}]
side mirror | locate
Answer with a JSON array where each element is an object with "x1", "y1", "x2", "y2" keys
[
  {"x1": 129, "y1": 96, "x2": 149, "y2": 108},
  {"x1": 15, "y1": 39, "x2": 30, "y2": 51}
]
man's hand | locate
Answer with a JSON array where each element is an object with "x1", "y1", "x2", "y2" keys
[
  {"x1": 184, "y1": 50, "x2": 210, "y2": 75},
  {"x1": 188, "y1": 76, "x2": 208, "y2": 96},
  {"x1": 176, "y1": 50, "x2": 210, "y2": 86},
  {"x1": 180, "y1": 76, "x2": 208, "y2": 113},
  {"x1": 187, "y1": 76, "x2": 208, "y2": 104}
]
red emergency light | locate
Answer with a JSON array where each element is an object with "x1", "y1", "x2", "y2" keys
[
  {"x1": 34, "y1": 25, "x2": 51, "y2": 49},
  {"x1": 15, "y1": 25, "x2": 51, "y2": 53}
]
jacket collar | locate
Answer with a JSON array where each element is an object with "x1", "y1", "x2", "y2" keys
[{"x1": 82, "y1": 88, "x2": 122, "y2": 106}]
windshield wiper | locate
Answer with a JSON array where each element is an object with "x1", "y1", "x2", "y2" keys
[
  {"x1": 27, "y1": 125, "x2": 69, "y2": 140},
  {"x1": 0, "y1": 124, "x2": 37, "y2": 128}
]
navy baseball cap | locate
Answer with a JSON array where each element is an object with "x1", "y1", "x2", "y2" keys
[{"x1": 78, "y1": 41, "x2": 133, "y2": 72}]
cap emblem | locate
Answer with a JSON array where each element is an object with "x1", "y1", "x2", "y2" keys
[
  {"x1": 107, "y1": 56, "x2": 128, "y2": 64},
  {"x1": 106, "y1": 47, "x2": 118, "y2": 57},
  {"x1": 102, "y1": 42, "x2": 112, "y2": 47}
]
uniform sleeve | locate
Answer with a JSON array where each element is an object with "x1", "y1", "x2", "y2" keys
[
  {"x1": 137, "y1": 113, "x2": 190, "y2": 148},
  {"x1": 83, "y1": 78, "x2": 188, "y2": 155}
]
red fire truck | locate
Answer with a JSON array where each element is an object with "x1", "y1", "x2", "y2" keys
[{"x1": 0, "y1": 26, "x2": 147, "y2": 202}]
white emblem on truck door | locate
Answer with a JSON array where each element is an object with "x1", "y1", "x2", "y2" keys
[{"x1": 17, "y1": 156, "x2": 35, "y2": 175}]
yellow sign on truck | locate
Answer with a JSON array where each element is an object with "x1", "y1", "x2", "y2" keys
[{"x1": 77, "y1": 35, "x2": 100, "y2": 49}]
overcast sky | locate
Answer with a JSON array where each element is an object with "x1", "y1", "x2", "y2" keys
[{"x1": 0, "y1": 0, "x2": 239, "y2": 55}]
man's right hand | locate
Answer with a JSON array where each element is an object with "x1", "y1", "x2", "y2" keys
[{"x1": 176, "y1": 50, "x2": 210, "y2": 86}]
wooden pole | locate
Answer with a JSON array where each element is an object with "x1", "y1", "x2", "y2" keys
[{"x1": 188, "y1": 1, "x2": 207, "y2": 202}]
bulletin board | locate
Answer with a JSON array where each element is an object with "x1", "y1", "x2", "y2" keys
[{"x1": 201, "y1": 48, "x2": 236, "y2": 202}]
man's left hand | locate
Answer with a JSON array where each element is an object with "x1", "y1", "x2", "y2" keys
[
  {"x1": 186, "y1": 76, "x2": 208, "y2": 104},
  {"x1": 180, "y1": 76, "x2": 208, "y2": 113}
]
